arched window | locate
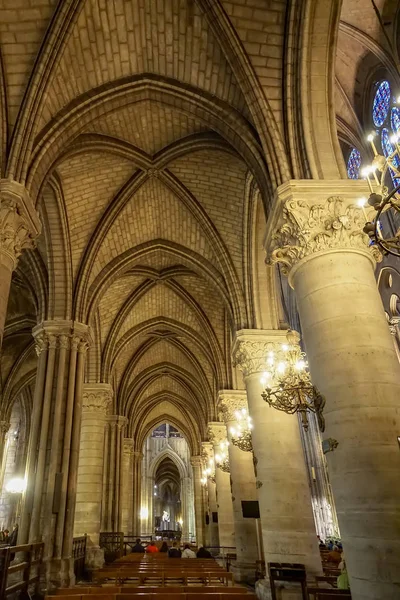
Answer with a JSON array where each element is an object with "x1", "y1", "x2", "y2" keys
[
  {"x1": 347, "y1": 147, "x2": 362, "y2": 179},
  {"x1": 371, "y1": 79, "x2": 400, "y2": 185}
]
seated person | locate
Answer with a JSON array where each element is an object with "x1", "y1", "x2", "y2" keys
[
  {"x1": 131, "y1": 538, "x2": 145, "y2": 553},
  {"x1": 160, "y1": 541, "x2": 169, "y2": 552},
  {"x1": 146, "y1": 540, "x2": 159, "y2": 553},
  {"x1": 168, "y1": 541, "x2": 182, "y2": 558},
  {"x1": 182, "y1": 543, "x2": 196, "y2": 558},
  {"x1": 327, "y1": 545, "x2": 342, "y2": 565},
  {"x1": 196, "y1": 546, "x2": 212, "y2": 559}
]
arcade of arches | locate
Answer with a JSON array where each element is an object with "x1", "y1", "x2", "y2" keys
[{"x1": 0, "y1": 1, "x2": 399, "y2": 599}]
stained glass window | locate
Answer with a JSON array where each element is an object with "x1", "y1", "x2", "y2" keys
[
  {"x1": 391, "y1": 106, "x2": 400, "y2": 134},
  {"x1": 372, "y1": 80, "x2": 391, "y2": 127},
  {"x1": 347, "y1": 147, "x2": 362, "y2": 179}
]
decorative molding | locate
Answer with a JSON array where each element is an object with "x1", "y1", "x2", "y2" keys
[
  {"x1": 233, "y1": 329, "x2": 291, "y2": 378},
  {"x1": 123, "y1": 438, "x2": 135, "y2": 456},
  {"x1": 218, "y1": 390, "x2": 248, "y2": 423},
  {"x1": 0, "y1": 179, "x2": 41, "y2": 269},
  {"x1": 263, "y1": 181, "x2": 382, "y2": 284},
  {"x1": 389, "y1": 316, "x2": 400, "y2": 336},
  {"x1": 33, "y1": 321, "x2": 92, "y2": 355},
  {"x1": 190, "y1": 455, "x2": 203, "y2": 469},
  {"x1": 109, "y1": 414, "x2": 128, "y2": 430},
  {"x1": 82, "y1": 383, "x2": 113, "y2": 414}
]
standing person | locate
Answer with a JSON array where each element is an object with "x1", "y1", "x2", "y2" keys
[
  {"x1": 146, "y1": 540, "x2": 159, "y2": 553},
  {"x1": 131, "y1": 538, "x2": 145, "y2": 553},
  {"x1": 182, "y1": 544, "x2": 196, "y2": 558},
  {"x1": 168, "y1": 542, "x2": 182, "y2": 558}
]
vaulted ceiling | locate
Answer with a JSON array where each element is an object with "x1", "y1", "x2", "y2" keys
[{"x1": 1, "y1": 0, "x2": 399, "y2": 450}]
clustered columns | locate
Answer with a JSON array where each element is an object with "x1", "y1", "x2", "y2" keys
[
  {"x1": 132, "y1": 451, "x2": 143, "y2": 535},
  {"x1": 0, "y1": 421, "x2": 10, "y2": 475},
  {"x1": 74, "y1": 383, "x2": 113, "y2": 570},
  {"x1": 102, "y1": 415, "x2": 128, "y2": 532},
  {"x1": 233, "y1": 330, "x2": 322, "y2": 579},
  {"x1": 121, "y1": 438, "x2": 135, "y2": 533},
  {"x1": 219, "y1": 391, "x2": 259, "y2": 582},
  {"x1": 0, "y1": 180, "x2": 41, "y2": 347},
  {"x1": 190, "y1": 456, "x2": 205, "y2": 546},
  {"x1": 201, "y1": 442, "x2": 219, "y2": 549},
  {"x1": 264, "y1": 181, "x2": 400, "y2": 600},
  {"x1": 19, "y1": 321, "x2": 91, "y2": 590},
  {"x1": 207, "y1": 422, "x2": 235, "y2": 550}
]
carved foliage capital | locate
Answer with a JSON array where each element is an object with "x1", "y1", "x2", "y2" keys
[
  {"x1": 82, "y1": 384, "x2": 113, "y2": 414},
  {"x1": 265, "y1": 185, "x2": 382, "y2": 278},
  {"x1": 218, "y1": 390, "x2": 248, "y2": 423},
  {"x1": 207, "y1": 422, "x2": 227, "y2": 446},
  {"x1": 0, "y1": 180, "x2": 41, "y2": 268},
  {"x1": 190, "y1": 455, "x2": 203, "y2": 469},
  {"x1": 233, "y1": 329, "x2": 296, "y2": 377},
  {"x1": 123, "y1": 438, "x2": 135, "y2": 456}
]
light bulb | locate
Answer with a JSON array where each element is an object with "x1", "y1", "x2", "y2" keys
[
  {"x1": 277, "y1": 361, "x2": 286, "y2": 374},
  {"x1": 5, "y1": 477, "x2": 26, "y2": 494},
  {"x1": 295, "y1": 360, "x2": 306, "y2": 371},
  {"x1": 267, "y1": 357, "x2": 274, "y2": 366},
  {"x1": 230, "y1": 427, "x2": 236, "y2": 436},
  {"x1": 281, "y1": 344, "x2": 289, "y2": 351},
  {"x1": 367, "y1": 133, "x2": 375, "y2": 142},
  {"x1": 357, "y1": 197, "x2": 367, "y2": 207},
  {"x1": 391, "y1": 134, "x2": 399, "y2": 144}
]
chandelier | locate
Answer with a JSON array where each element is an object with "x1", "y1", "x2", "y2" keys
[
  {"x1": 202, "y1": 458, "x2": 216, "y2": 484},
  {"x1": 229, "y1": 409, "x2": 253, "y2": 452},
  {"x1": 361, "y1": 131, "x2": 400, "y2": 257},
  {"x1": 214, "y1": 440, "x2": 230, "y2": 473},
  {"x1": 260, "y1": 330, "x2": 325, "y2": 431}
]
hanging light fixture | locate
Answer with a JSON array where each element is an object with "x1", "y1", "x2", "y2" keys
[
  {"x1": 214, "y1": 440, "x2": 230, "y2": 473},
  {"x1": 229, "y1": 408, "x2": 253, "y2": 452},
  {"x1": 361, "y1": 132, "x2": 400, "y2": 256},
  {"x1": 203, "y1": 458, "x2": 216, "y2": 484},
  {"x1": 260, "y1": 330, "x2": 325, "y2": 431}
]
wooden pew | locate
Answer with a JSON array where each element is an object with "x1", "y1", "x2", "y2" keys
[{"x1": 307, "y1": 587, "x2": 351, "y2": 599}]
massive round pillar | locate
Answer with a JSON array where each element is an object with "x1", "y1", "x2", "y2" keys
[
  {"x1": 219, "y1": 390, "x2": 259, "y2": 583},
  {"x1": 265, "y1": 181, "x2": 400, "y2": 600},
  {"x1": 207, "y1": 422, "x2": 235, "y2": 551},
  {"x1": 190, "y1": 456, "x2": 205, "y2": 546},
  {"x1": 233, "y1": 330, "x2": 322, "y2": 582},
  {"x1": 74, "y1": 384, "x2": 112, "y2": 569}
]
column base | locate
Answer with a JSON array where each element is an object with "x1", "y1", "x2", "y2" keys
[
  {"x1": 86, "y1": 545, "x2": 105, "y2": 570},
  {"x1": 230, "y1": 561, "x2": 256, "y2": 584},
  {"x1": 43, "y1": 557, "x2": 75, "y2": 592},
  {"x1": 255, "y1": 578, "x2": 306, "y2": 600}
]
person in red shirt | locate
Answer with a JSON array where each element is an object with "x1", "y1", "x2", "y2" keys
[{"x1": 146, "y1": 541, "x2": 159, "y2": 553}]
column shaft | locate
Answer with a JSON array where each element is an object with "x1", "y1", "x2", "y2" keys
[
  {"x1": 74, "y1": 384, "x2": 112, "y2": 569},
  {"x1": 122, "y1": 438, "x2": 134, "y2": 533},
  {"x1": 191, "y1": 456, "x2": 205, "y2": 546},
  {"x1": 233, "y1": 331, "x2": 321, "y2": 577}
]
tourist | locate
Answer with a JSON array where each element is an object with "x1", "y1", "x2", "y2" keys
[
  {"x1": 160, "y1": 541, "x2": 169, "y2": 552},
  {"x1": 317, "y1": 535, "x2": 325, "y2": 548},
  {"x1": 327, "y1": 545, "x2": 342, "y2": 565},
  {"x1": 168, "y1": 542, "x2": 182, "y2": 558},
  {"x1": 196, "y1": 546, "x2": 212, "y2": 558},
  {"x1": 182, "y1": 543, "x2": 196, "y2": 558},
  {"x1": 146, "y1": 540, "x2": 159, "y2": 553},
  {"x1": 131, "y1": 538, "x2": 145, "y2": 553}
]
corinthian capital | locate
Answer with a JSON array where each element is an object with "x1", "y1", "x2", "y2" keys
[
  {"x1": 218, "y1": 390, "x2": 248, "y2": 423},
  {"x1": 233, "y1": 329, "x2": 296, "y2": 378},
  {"x1": 207, "y1": 422, "x2": 227, "y2": 446},
  {"x1": 264, "y1": 180, "x2": 381, "y2": 283},
  {"x1": 82, "y1": 383, "x2": 113, "y2": 414},
  {"x1": 0, "y1": 179, "x2": 41, "y2": 269}
]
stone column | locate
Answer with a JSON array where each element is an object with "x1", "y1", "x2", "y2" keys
[
  {"x1": 264, "y1": 181, "x2": 400, "y2": 600},
  {"x1": 121, "y1": 438, "x2": 134, "y2": 533},
  {"x1": 74, "y1": 383, "x2": 112, "y2": 570},
  {"x1": 102, "y1": 415, "x2": 128, "y2": 532},
  {"x1": 181, "y1": 476, "x2": 192, "y2": 542},
  {"x1": 202, "y1": 442, "x2": 219, "y2": 549},
  {"x1": 132, "y1": 451, "x2": 142, "y2": 535},
  {"x1": 233, "y1": 330, "x2": 322, "y2": 582},
  {"x1": 0, "y1": 422, "x2": 10, "y2": 492},
  {"x1": 207, "y1": 422, "x2": 235, "y2": 550},
  {"x1": 219, "y1": 390, "x2": 259, "y2": 583},
  {"x1": 190, "y1": 456, "x2": 205, "y2": 546},
  {"x1": 19, "y1": 321, "x2": 91, "y2": 591},
  {"x1": 0, "y1": 180, "x2": 40, "y2": 347}
]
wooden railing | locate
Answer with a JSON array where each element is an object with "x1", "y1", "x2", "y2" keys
[
  {"x1": 0, "y1": 542, "x2": 44, "y2": 597},
  {"x1": 72, "y1": 534, "x2": 87, "y2": 581}
]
